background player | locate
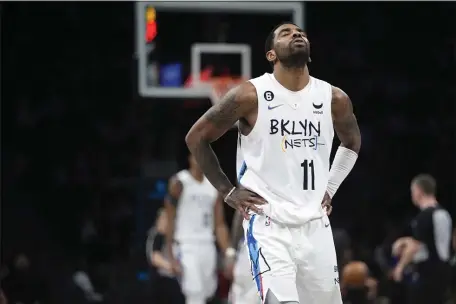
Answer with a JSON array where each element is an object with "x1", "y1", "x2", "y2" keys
[
  {"x1": 392, "y1": 174, "x2": 453, "y2": 304},
  {"x1": 164, "y1": 153, "x2": 232, "y2": 304},
  {"x1": 146, "y1": 208, "x2": 184, "y2": 304},
  {"x1": 185, "y1": 22, "x2": 361, "y2": 304}
]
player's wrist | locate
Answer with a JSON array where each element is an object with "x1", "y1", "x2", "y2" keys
[
  {"x1": 223, "y1": 187, "x2": 237, "y2": 202},
  {"x1": 327, "y1": 146, "x2": 358, "y2": 198},
  {"x1": 225, "y1": 247, "x2": 236, "y2": 259}
]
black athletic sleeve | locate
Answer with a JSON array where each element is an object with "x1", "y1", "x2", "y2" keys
[
  {"x1": 165, "y1": 194, "x2": 179, "y2": 206},
  {"x1": 152, "y1": 232, "x2": 165, "y2": 251}
]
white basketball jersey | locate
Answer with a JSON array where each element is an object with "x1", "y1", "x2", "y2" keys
[
  {"x1": 174, "y1": 170, "x2": 219, "y2": 243},
  {"x1": 238, "y1": 73, "x2": 334, "y2": 225}
]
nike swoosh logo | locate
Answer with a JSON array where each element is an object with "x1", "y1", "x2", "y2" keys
[
  {"x1": 324, "y1": 223, "x2": 330, "y2": 228},
  {"x1": 313, "y1": 103, "x2": 323, "y2": 109},
  {"x1": 268, "y1": 104, "x2": 284, "y2": 110}
]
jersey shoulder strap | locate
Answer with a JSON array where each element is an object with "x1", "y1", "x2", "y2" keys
[
  {"x1": 248, "y1": 73, "x2": 274, "y2": 95},
  {"x1": 310, "y1": 76, "x2": 333, "y2": 99},
  {"x1": 310, "y1": 75, "x2": 331, "y2": 88}
]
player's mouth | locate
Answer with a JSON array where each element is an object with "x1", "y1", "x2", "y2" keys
[{"x1": 292, "y1": 38, "x2": 306, "y2": 46}]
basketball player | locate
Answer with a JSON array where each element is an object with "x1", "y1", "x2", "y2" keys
[
  {"x1": 146, "y1": 208, "x2": 184, "y2": 304},
  {"x1": 392, "y1": 174, "x2": 452, "y2": 304},
  {"x1": 164, "y1": 153, "x2": 233, "y2": 304},
  {"x1": 185, "y1": 22, "x2": 361, "y2": 304}
]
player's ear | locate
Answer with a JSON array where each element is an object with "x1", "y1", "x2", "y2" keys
[{"x1": 266, "y1": 50, "x2": 276, "y2": 65}]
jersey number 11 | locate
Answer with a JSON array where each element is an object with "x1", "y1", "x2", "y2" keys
[{"x1": 301, "y1": 159, "x2": 315, "y2": 190}]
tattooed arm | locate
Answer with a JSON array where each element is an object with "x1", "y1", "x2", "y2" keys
[
  {"x1": 324, "y1": 87, "x2": 361, "y2": 200},
  {"x1": 185, "y1": 82, "x2": 258, "y2": 197},
  {"x1": 331, "y1": 87, "x2": 361, "y2": 153}
]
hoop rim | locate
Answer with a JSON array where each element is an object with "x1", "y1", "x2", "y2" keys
[{"x1": 210, "y1": 76, "x2": 246, "y2": 101}]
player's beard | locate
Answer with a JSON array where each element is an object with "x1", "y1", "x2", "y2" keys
[{"x1": 277, "y1": 46, "x2": 310, "y2": 69}]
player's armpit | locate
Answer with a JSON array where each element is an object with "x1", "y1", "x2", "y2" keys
[
  {"x1": 185, "y1": 82, "x2": 257, "y2": 196},
  {"x1": 331, "y1": 86, "x2": 361, "y2": 153}
]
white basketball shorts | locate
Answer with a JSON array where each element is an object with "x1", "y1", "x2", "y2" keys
[
  {"x1": 243, "y1": 213, "x2": 342, "y2": 304},
  {"x1": 229, "y1": 242, "x2": 260, "y2": 304},
  {"x1": 174, "y1": 242, "x2": 217, "y2": 299}
]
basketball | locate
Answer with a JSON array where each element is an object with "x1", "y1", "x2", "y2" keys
[{"x1": 342, "y1": 261, "x2": 369, "y2": 287}]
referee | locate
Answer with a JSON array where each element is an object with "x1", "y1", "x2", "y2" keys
[{"x1": 392, "y1": 174, "x2": 453, "y2": 304}]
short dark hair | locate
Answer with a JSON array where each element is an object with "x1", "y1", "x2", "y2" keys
[
  {"x1": 412, "y1": 174, "x2": 437, "y2": 195},
  {"x1": 264, "y1": 22, "x2": 298, "y2": 68}
]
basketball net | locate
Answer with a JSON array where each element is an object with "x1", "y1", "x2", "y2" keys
[
  {"x1": 210, "y1": 76, "x2": 244, "y2": 129},
  {"x1": 210, "y1": 76, "x2": 244, "y2": 106}
]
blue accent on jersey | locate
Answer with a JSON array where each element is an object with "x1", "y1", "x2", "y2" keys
[
  {"x1": 238, "y1": 161, "x2": 247, "y2": 182},
  {"x1": 246, "y1": 215, "x2": 264, "y2": 299}
]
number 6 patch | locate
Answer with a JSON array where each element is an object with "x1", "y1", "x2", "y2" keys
[{"x1": 264, "y1": 91, "x2": 274, "y2": 101}]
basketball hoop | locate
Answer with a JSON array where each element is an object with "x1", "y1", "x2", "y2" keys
[{"x1": 210, "y1": 76, "x2": 245, "y2": 106}]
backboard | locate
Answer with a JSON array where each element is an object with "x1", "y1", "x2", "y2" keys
[{"x1": 135, "y1": 1, "x2": 305, "y2": 99}]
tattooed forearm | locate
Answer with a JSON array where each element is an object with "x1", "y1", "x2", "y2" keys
[
  {"x1": 334, "y1": 114, "x2": 361, "y2": 153},
  {"x1": 205, "y1": 89, "x2": 242, "y2": 129},
  {"x1": 186, "y1": 82, "x2": 257, "y2": 197},
  {"x1": 187, "y1": 89, "x2": 239, "y2": 195},
  {"x1": 332, "y1": 87, "x2": 361, "y2": 153},
  {"x1": 191, "y1": 140, "x2": 233, "y2": 196}
]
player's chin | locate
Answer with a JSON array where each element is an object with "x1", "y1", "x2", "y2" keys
[
  {"x1": 290, "y1": 43, "x2": 306, "y2": 50},
  {"x1": 291, "y1": 47, "x2": 308, "y2": 56}
]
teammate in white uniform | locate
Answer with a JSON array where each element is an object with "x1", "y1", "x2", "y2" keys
[
  {"x1": 186, "y1": 22, "x2": 361, "y2": 304},
  {"x1": 165, "y1": 153, "x2": 232, "y2": 304}
]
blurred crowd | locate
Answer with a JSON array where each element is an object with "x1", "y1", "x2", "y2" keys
[{"x1": 2, "y1": 2, "x2": 455, "y2": 304}]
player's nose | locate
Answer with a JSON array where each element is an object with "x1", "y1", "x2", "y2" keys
[{"x1": 292, "y1": 32, "x2": 302, "y2": 39}]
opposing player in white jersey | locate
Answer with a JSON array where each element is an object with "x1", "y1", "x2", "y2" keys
[
  {"x1": 227, "y1": 139, "x2": 260, "y2": 304},
  {"x1": 186, "y1": 22, "x2": 361, "y2": 304},
  {"x1": 165, "y1": 153, "x2": 232, "y2": 304}
]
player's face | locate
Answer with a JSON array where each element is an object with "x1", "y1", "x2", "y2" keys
[
  {"x1": 410, "y1": 183, "x2": 422, "y2": 205},
  {"x1": 268, "y1": 24, "x2": 310, "y2": 68}
]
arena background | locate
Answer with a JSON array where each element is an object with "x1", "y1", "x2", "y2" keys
[{"x1": 2, "y1": 2, "x2": 455, "y2": 303}]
